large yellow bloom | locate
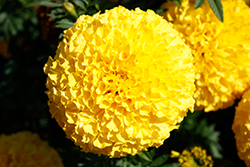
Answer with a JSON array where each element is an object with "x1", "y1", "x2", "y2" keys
[
  {"x1": 161, "y1": 0, "x2": 250, "y2": 112},
  {"x1": 0, "y1": 131, "x2": 63, "y2": 167},
  {"x1": 44, "y1": 6, "x2": 195, "y2": 157},
  {"x1": 232, "y1": 89, "x2": 250, "y2": 167},
  {"x1": 171, "y1": 146, "x2": 213, "y2": 167}
]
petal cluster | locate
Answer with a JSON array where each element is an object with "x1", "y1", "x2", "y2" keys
[
  {"x1": 232, "y1": 89, "x2": 250, "y2": 167},
  {"x1": 171, "y1": 146, "x2": 213, "y2": 167},
  {"x1": 44, "y1": 6, "x2": 195, "y2": 157},
  {"x1": 161, "y1": 0, "x2": 250, "y2": 112},
  {"x1": 0, "y1": 131, "x2": 63, "y2": 167}
]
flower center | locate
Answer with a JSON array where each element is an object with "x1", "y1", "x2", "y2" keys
[{"x1": 102, "y1": 70, "x2": 134, "y2": 97}]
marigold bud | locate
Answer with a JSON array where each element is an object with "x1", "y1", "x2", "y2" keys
[{"x1": 63, "y1": 2, "x2": 78, "y2": 18}]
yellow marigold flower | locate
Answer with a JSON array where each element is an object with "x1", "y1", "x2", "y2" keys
[
  {"x1": 0, "y1": 131, "x2": 63, "y2": 167},
  {"x1": 171, "y1": 146, "x2": 213, "y2": 167},
  {"x1": 44, "y1": 6, "x2": 195, "y2": 157},
  {"x1": 232, "y1": 89, "x2": 250, "y2": 167},
  {"x1": 161, "y1": 0, "x2": 250, "y2": 112}
]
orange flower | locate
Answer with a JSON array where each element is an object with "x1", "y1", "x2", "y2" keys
[{"x1": 0, "y1": 131, "x2": 63, "y2": 167}]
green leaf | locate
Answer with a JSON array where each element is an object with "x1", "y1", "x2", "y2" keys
[
  {"x1": 155, "y1": 8, "x2": 167, "y2": 15},
  {"x1": 18, "y1": 0, "x2": 31, "y2": 6},
  {"x1": 149, "y1": 154, "x2": 169, "y2": 167},
  {"x1": 144, "y1": 150, "x2": 154, "y2": 161},
  {"x1": 59, "y1": 32, "x2": 64, "y2": 40},
  {"x1": 26, "y1": 1, "x2": 62, "y2": 8},
  {"x1": 195, "y1": 119, "x2": 207, "y2": 134},
  {"x1": 208, "y1": 0, "x2": 223, "y2": 22},
  {"x1": 3, "y1": 60, "x2": 15, "y2": 75},
  {"x1": 55, "y1": 19, "x2": 74, "y2": 29},
  {"x1": 209, "y1": 142, "x2": 223, "y2": 159},
  {"x1": 88, "y1": 0, "x2": 101, "y2": 7},
  {"x1": 195, "y1": 0, "x2": 205, "y2": 9},
  {"x1": 95, "y1": 3, "x2": 100, "y2": 10},
  {"x1": 160, "y1": 162, "x2": 180, "y2": 167},
  {"x1": 138, "y1": 151, "x2": 152, "y2": 162},
  {"x1": 115, "y1": 158, "x2": 124, "y2": 166},
  {"x1": 12, "y1": 17, "x2": 24, "y2": 32},
  {"x1": 0, "y1": 12, "x2": 7, "y2": 23},
  {"x1": 7, "y1": 17, "x2": 18, "y2": 36},
  {"x1": 171, "y1": 0, "x2": 182, "y2": 7},
  {"x1": 48, "y1": 8, "x2": 65, "y2": 20},
  {"x1": 72, "y1": 0, "x2": 87, "y2": 11},
  {"x1": 82, "y1": 0, "x2": 89, "y2": 6},
  {"x1": 208, "y1": 131, "x2": 220, "y2": 142},
  {"x1": 85, "y1": 8, "x2": 98, "y2": 15},
  {"x1": 149, "y1": 148, "x2": 156, "y2": 158}
]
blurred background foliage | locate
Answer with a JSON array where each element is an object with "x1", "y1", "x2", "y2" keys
[{"x1": 0, "y1": 0, "x2": 246, "y2": 166}]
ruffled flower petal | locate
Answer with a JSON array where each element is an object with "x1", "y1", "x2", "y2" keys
[
  {"x1": 44, "y1": 6, "x2": 196, "y2": 157},
  {"x1": 232, "y1": 89, "x2": 250, "y2": 167},
  {"x1": 0, "y1": 131, "x2": 63, "y2": 167},
  {"x1": 171, "y1": 146, "x2": 213, "y2": 167},
  {"x1": 161, "y1": 0, "x2": 250, "y2": 112}
]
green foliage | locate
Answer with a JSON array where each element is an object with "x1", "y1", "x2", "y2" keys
[
  {"x1": 0, "y1": 0, "x2": 39, "y2": 38},
  {"x1": 149, "y1": 154, "x2": 170, "y2": 167},
  {"x1": 55, "y1": 19, "x2": 75, "y2": 29},
  {"x1": 26, "y1": 0, "x2": 63, "y2": 7},
  {"x1": 178, "y1": 0, "x2": 224, "y2": 22},
  {"x1": 112, "y1": 149, "x2": 169, "y2": 167},
  {"x1": 208, "y1": 0, "x2": 223, "y2": 22},
  {"x1": 25, "y1": 0, "x2": 117, "y2": 30},
  {"x1": 178, "y1": 111, "x2": 223, "y2": 159},
  {"x1": 171, "y1": 0, "x2": 182, "y2": 7},
  {"x1": 160, "y1": 163, "x2": 180, "y2": 167},
  {"x1": 195, "y1": 0, "x2": 205, "y2": 8}
]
